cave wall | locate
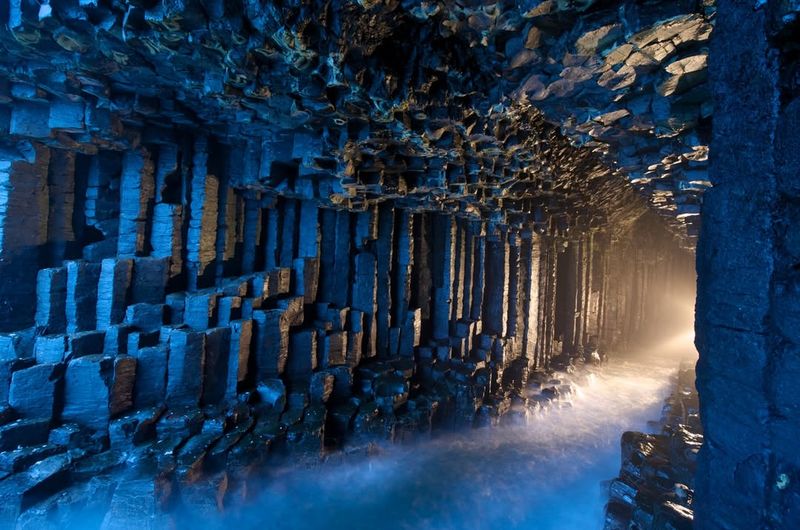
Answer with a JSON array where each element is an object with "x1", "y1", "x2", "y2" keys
[
  {"x1": 0, "y1": 0, "x2": 703, "y2": 519},
  {"x1": 695, "y1": 1, "x2": 800, "y2": 527},
  {"x1": 0, "y1": 134, "x2": 685, "y2": 469}
]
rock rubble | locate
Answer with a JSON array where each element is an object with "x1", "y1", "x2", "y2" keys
[{"x1": 603, "y1": 363, "x2": 701, "y2": 530}]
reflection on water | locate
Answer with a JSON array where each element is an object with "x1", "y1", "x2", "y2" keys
[{"x1": 218, "y1": 359, "x2": 681, "y2": 530}]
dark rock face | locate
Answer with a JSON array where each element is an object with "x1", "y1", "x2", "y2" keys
[{"x1": 695, "y1": 1, "x2": 800, "y2": 528}]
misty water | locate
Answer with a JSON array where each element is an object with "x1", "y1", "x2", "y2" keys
[{"x1": 218, "y1": 356, "x2": 685, "y2": 530}]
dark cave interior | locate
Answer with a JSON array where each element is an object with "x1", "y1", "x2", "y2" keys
[{"x1": 0, "y1": 0, "x2": 797, "y2": 528}]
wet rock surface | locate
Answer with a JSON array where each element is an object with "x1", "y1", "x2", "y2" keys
[
  {"x1": 0, "y1": 0, "x2": 705, "y2": 526},
  {"x1": 0, "y1": 140, "x2": 693, "y2": 526},
  {"x1": 0, "y1": 354, "x2": 607, "y2": 528},
  {"x1": 603, "y1": 362, "x2": 701, "y2": 530}
]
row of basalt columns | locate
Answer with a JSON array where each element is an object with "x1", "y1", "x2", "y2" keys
[{"x1": 0, "y1": 134, "x2": 689, "y2": 442}]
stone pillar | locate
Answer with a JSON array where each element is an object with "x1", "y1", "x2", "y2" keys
[
  {"x1": 540, "y1": 237, "x2": 558, "y2": 364},
  {"x1": 46, "y1": 149, "x2": 76, "y2": 263},
  {"x1": 521, "y1": 230, "x2": 541, "y2": 363},
  {"x1": 240, "y1": 191, "x2": 262, "y2": 275},
  {"x1": 151, "y1": 203, "x2": 184, "y2": 280},
  {"x1": 278, "y1": 199, "x2": 297, "y2": 269},
  {"x1": 213, "y1": 180, "x2": 237, "y2": 281},
  {"x1": 117, "y1": 149, "x2": 154, "y2": 258},
  {"x1": 0, "y1": 144, "x2": 50, "y2": 330},
  {"x1": 506, "y1": 230, "x2": 521, "y2": 348},
  {"x1": 186, "y1": 137, "x2": 219, "y2": 289},
  {"x1": 554, "y1": 240, "x2": 577, "y2": 355},
  {"x1": 470, "y1": 226, "x2": 486, "y2": 322},
  {"x1": 391, "y1": 209, "x2": 413, "y2": 327},
  {"x1": 482, "y1": 227, "x2": 509, "y2": 337},
  {"x1": 451, "y1": 218, "x2": 466, "y2": 323},
  {"x1": 411, "y1": 213, "x2": 432, "y2": 322},
  {"x1": 319, "y1": 208, "x2": 350, "y2": 308},
  {"x1": 262, "y1": 203, "x2": 279, "y2": 271},
  {"x1": 460, "y1": 220, "x2": 477, "y2": 321},
  {"x1": 430, "y1": 212, "x2": 454, "y2": 341}
]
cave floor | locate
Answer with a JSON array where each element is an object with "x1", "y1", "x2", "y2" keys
[{"x1": 185, "y1": 358, "x2": 681, "y2": 530}]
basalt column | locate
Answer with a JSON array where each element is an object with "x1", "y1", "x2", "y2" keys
[{"x1": 0, "y1": 139, "x2": 613, "y2": 465}]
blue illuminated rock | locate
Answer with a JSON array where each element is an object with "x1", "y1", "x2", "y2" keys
[
  {"x1": 252, "y1": 309, "x2": 289, "y2": 379},
  {"x1": 125, "y1": 304, "x2": 165, "y2": 333},
  {"x1": 164, "y1": 327, "x2": 205, "y2": 408},
  {"x1": 9, "y1": 364, "x2": 62, "y2": 420},
  {"x1": 96, "y1": 259, "x2": 133, "y2": 331},
  {"x1": 226, "y1": 320, "x2": 252, "y2": 400},
  {"x1": 0, "y1": 418, "x2": 50, "y2": 451},
  {"x1": 65, "y1": 261, "x2": 101, "y2": 334},
  {"x1": 34, "y1": 335, "x2": 67, "y2": 364},
  {"x1": 35, "y1": 267, "x2": 67, "y2": 333},
  {"x1": 62, "y1": 354, "x2": 136, "y2": 430},
  {"x1": 0, "y1": 0, "x2": 720, "y2": 521},
  {"x1": 132, "y1": 345, "x2": 168, "y2": 409},
  {"x1": 287, "y1": 329, "x2": 317, "y2": 380},
  {"x1": 201, "y1": 327, "x2": 231, "y2": 406}
]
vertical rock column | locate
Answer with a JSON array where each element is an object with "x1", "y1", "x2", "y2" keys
[
  {"x1": 470, "y1": 225, "x2": 486, "y2": 323},
  {"x1": 584, "y1": 233, "x2": 605, "y2": 348},
  {"x1": 554, "y1": 240, "x2": 578, "y2": 355},
  {"x1": 82, "y1": 152, "x2": 121, "y2": 261},
  {"x1": 375, "y1": 205, "x2": 394, "y2": 354},
  {"x1": 506, "y1": 229, "x2": 523, "y2": 359},
  {"x1": 430, "y1": 213, "x2": 454, "y2": 342},
  {"x1": 0, "y1": 144, "x2": 50, "y2": 330},
  {"x1": 46, "y1": 149, "x2": 76, "y2": 263},
  {"x1": 520, "y1": 230, "x2": 541, "y2": 365},
  {"x1": 536, "y1": 236, "x2": 558, "y2": 364},
  {"x1": 117, "y1": 149, "x2": 155, "y2": 258},
  {"x1": 391, "y1": 210, "x2": 414, "y2": 357},
  {"x1": 186, "y1": 138, "x2": 218, "y2": 290},
  {"x1": 482, "y1": 226, "x2": 508, "y2": 337},
  {"x1": 239, "y1": 191, "x2": 261, "y2": 275},
  {"x1": 352, "y1": 208, "x2": 377, "y2": 362}
]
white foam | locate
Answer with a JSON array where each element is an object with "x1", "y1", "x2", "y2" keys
[{"x1": 228, "y1": 359, "x2": 679, "y2": 530}]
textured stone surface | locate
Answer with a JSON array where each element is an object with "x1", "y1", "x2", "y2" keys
[
  {"x1": 0, "y1": 0, "x2": 784, "y2": 525},
  {"x1": 694, "y1": 2, "x2": 800, "y2": 528},
  {"x1": 164, "y1": 328, "x2": 205, "y2": 408},
  {"x1": 9, "y1": 364, "x2": 62, "y2": 421},
  {"x1": 62, "y1": 354, "x2": 136, "y2": 430}
]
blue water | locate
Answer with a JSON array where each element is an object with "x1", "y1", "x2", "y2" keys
[{"x1": 228, "y1": 359, "x2": 678, "y2": 530}]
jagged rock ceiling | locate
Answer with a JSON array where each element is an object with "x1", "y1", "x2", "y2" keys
[{"x1": 0, "y1": 0, "x2": 713, "y2": 243}]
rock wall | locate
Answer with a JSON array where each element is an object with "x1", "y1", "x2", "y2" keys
[
  {"x1": 0, "y1": 131, "x2": 689, "y2": 523},
  {"x1": 695, "y1": 1, "x2": 800, "y2": 528},
  {"x1": 0, "y1": 0, "x2": 702, "y2": 524}
]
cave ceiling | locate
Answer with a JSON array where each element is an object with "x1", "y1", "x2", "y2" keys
[{"x1": 0, "y1": 0, "x2": 714, "y2": 244}]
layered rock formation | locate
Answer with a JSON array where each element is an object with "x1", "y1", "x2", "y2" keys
[
  {"x1": 0, "y1": 151, "x2": 692, "y2": 522},
  {"x1": 0, "y1": 0, "x2": 713, "y2": 526}
]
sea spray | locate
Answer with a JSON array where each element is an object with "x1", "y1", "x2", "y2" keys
[{"x1": 184, "y1": 359, "x2": 680, "y2": 530}]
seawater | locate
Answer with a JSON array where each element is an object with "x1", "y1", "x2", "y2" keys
[{"x1": 226, "y1": 359, "x2": 680, "y2": 530}]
